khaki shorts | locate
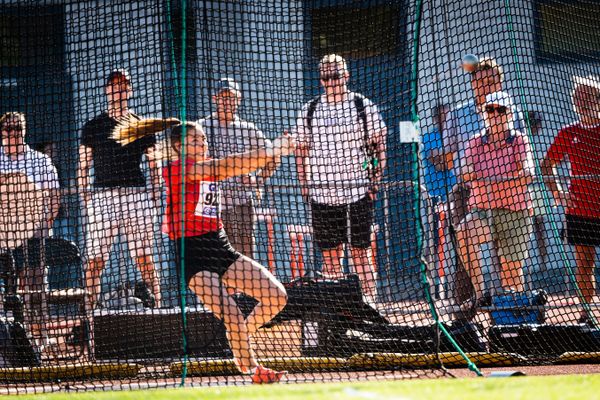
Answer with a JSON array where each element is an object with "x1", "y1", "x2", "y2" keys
[
  {"x1": 460, "y1": 208, "x2": 533, "y2": 263},
  {"x1": 85, "y1": 188, "x2": 156, "y2": 261},
  {"x1": 221, "y1": 201, "x2": 256, "y2": 257}
]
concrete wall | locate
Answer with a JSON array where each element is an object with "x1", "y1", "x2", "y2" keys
[
  {"x1": 194, "y1": 0, "x2": 309, "y2": 279},
  {"x1": 65, "y1": 1, "x2": 166, "y2": 127}
]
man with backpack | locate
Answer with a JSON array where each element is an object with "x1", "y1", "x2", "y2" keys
[{"x1": 294, "y1": 54, "x2": 387, "y2": 303}]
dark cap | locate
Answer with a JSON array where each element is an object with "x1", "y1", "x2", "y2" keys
[
  {"x1": 213, "y1": 77, "x2": 240, "y2": 96},
  {"x1": 106, "y1": 69, "x2": 132, "y2": 86}
]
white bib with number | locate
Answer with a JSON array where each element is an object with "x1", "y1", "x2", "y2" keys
[{"x1": 194, "y1": 181, "x2": 220, "y2": 218}]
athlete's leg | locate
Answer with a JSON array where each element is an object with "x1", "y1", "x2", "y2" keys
[
  {"x1": 349, "y1": 196, "x2": 377, "y2": 301},
  {"x1": 222, "y1": 255, "x2": 287, "y2": 335},
  {"x1": 126, "y1": 190, "x2": 161, "y2": 307},
  {"x1": 84, "y1": 190, "x2": 118, "y2": 308},
  {"x1": 135, "y1": 254, "x2": 161, "y2": 307},
  {"x1": 350, "y1": 246, "x2": 377, "y2": 301},
  {"x1": 189, "y1": 270, "x2": 258, "y2": 373},
  {"x1": 85, "y1": 258, "x2": 105, "y2": 309},
  {"x1": 456, "y1": 212, "x2": 492, "y2": 300},
  {"x1": 312, "y1": 201, "x2": 345, "y2": 279},
  {"x1": 575, "y1": 244, "x2": 596, "y2": 320},
  {"x1": 321, "y1": 245, "x2": 344, "y2": 278},
  {"x1": 500, "y1": 258, "x2": 525, "y2": 292},
  {"x1": 494, "y1": 209, "x2": 532, "y2": 293}
]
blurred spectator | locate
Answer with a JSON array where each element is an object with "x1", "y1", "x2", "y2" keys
[
  {"x1": 294, "y1": 54, "x2": 387, "y2": 303},
  {"x1": 0, "y1": 111, "x2": 60, "y2": 339},
  {"x1": 444, "y1": 56, "x2": 525, "y2": 227},
  {"x1": 523, "y1": 111, "x2": 550, "y2": 266},
  {"x1": 78, "y1": 69, "x2": 161, "y2": 308},
  {"x1": 0, "y1": 115, "x2": 61, "y2": 236},
  {"x1": 421, "y1": 103, "x2": 456, "y2": 298},
  {"x1": 542, "y1": 75, "x2": 600, "y2": 325},
  {"x1": 422, "y1": 103, "x2": 455, "y2": 202},
  {"x1": 443, "y1": 56, "x2": 527, "y2": 303},
  {"x1": 197, "y1": 78, "x2": 278, "y2": 257},
  {"x1": 456, "y1": 92, "x2": 535, "y2": 305}
]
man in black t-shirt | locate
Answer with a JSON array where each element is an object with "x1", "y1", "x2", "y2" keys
[{"x1": 78, "y1": 70, "x2": 161, "y2": 308}]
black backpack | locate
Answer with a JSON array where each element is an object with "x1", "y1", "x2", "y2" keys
[
  {"x1": 0, "y1": 319, "x2": 41, "y2": 367},
  {"x1": 305, "y1": 93, "x2": 377, "y2": 173}
]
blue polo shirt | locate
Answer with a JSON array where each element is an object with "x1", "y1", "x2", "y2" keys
[{"x1": 421, "y1": 130, "x2": 456, "y2": 202}]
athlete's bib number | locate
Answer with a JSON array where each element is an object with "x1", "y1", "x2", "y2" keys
[{"x1": 194, "y1": 181, "x2": 220, "y2": 218}]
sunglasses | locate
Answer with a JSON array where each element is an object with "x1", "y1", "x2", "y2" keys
[
  {"x1": 320, "y1": 73, "x2": 343, "y2": 82},
  {"x1": 2, "y1": 126, "x2": 23, "y2": 135},
  {"x1": 484, "y1": 105, "x2": 508, "y2": 114}
]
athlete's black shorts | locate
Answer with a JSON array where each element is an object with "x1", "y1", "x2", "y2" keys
[
  {"x1": 311, "y1": 195, "x2": 374, "y2": 250},
  {"x1": 564, "y1": 214, "x2": 600, "y2": 247},
  {"x1": 174, "y1": 229, "x2": 241, "y2": 284}
]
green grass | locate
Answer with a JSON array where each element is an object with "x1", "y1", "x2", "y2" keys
[{"x1": 19, "y1": 374, "x2": 600, "y2": 400}]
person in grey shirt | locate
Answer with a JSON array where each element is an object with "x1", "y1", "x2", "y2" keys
[{"x1": 197, "y1": 78, "x2": 278, "y2": 257}]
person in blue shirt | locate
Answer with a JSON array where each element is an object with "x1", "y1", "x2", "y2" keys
[
  {"x1": 422, "y1": 103, "x2": 456, "y2": 202},
  {"x1": 422, "y1": 103, "x2": 456, "y2": 299}
]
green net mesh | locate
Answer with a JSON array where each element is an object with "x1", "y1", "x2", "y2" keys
[{"x1": 0, "y1": 0, "x2": 599, "y2": 393}]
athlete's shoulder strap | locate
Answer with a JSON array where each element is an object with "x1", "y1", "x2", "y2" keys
[
  {"x1": 305, "y1": 96, "x2": 321, "y2": 136},
  {"x1": 353, "y1": 93, "x2": 369, "y2": 144}
]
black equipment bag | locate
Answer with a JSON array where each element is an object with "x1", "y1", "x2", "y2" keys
[
  {"x1": 0, "y1": 318, "x2": 41, "y2": 367},
  {"x1": 234, "y1": 274, "x2": 389, "y2": 327},
  {"x1": 488, "y1": 324, "x2": 600, "y2": 356},
  {"x1": 235, "y1": 275, "x2": 486, "y2": 357},
  {"x1": 302, "y1": 319, "x2": 486, "y2": 357}
]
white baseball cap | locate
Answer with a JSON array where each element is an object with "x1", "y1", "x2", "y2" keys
[
  {"x1": 484, "y1": 91, "x2": 514, "y2": 109},
  {"x1": 573, "y1": 75, "x2": 600, "y2": 91},
  {"x1": 213, "y1": 77, "x2": 241, "y2": 95}
]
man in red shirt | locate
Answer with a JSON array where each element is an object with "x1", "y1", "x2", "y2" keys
[{"x1": 542, "y1": 75, "x2": 600, "y2": 325}]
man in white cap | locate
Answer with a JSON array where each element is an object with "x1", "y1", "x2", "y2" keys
[
  {"x1": 444, "y1": 56, "x2": 526, "y2": 195},
  {"x1": 456, "y1": 91, "x2": 535, "y2": 305},
  {"x1": 542, "y1": 75, "x2": 600, "y2": 325},
  {"x1": 197, "y1": 78, "x2": 278, "y2": 258},
  {"x1": 443, "y1": 56, "x2": 527, "y2": 307}
]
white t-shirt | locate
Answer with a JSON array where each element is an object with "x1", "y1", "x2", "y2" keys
[
  {"x1": 0, "y1": 146, "x2": 60, "y2": 236},
  {"x1": 0, "y1": 146, "x2": 59, "y2": 191},
  {"x1": 198, "y1": 115, "x2": 270, "y2": 208},
  {"x1": 295, "y1": 92, "x2": 386, "y2": 205}
]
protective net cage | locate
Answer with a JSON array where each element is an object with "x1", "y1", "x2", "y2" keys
[{"x1": 0, "y1": 0, "x2": 599, "y2": 393}]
